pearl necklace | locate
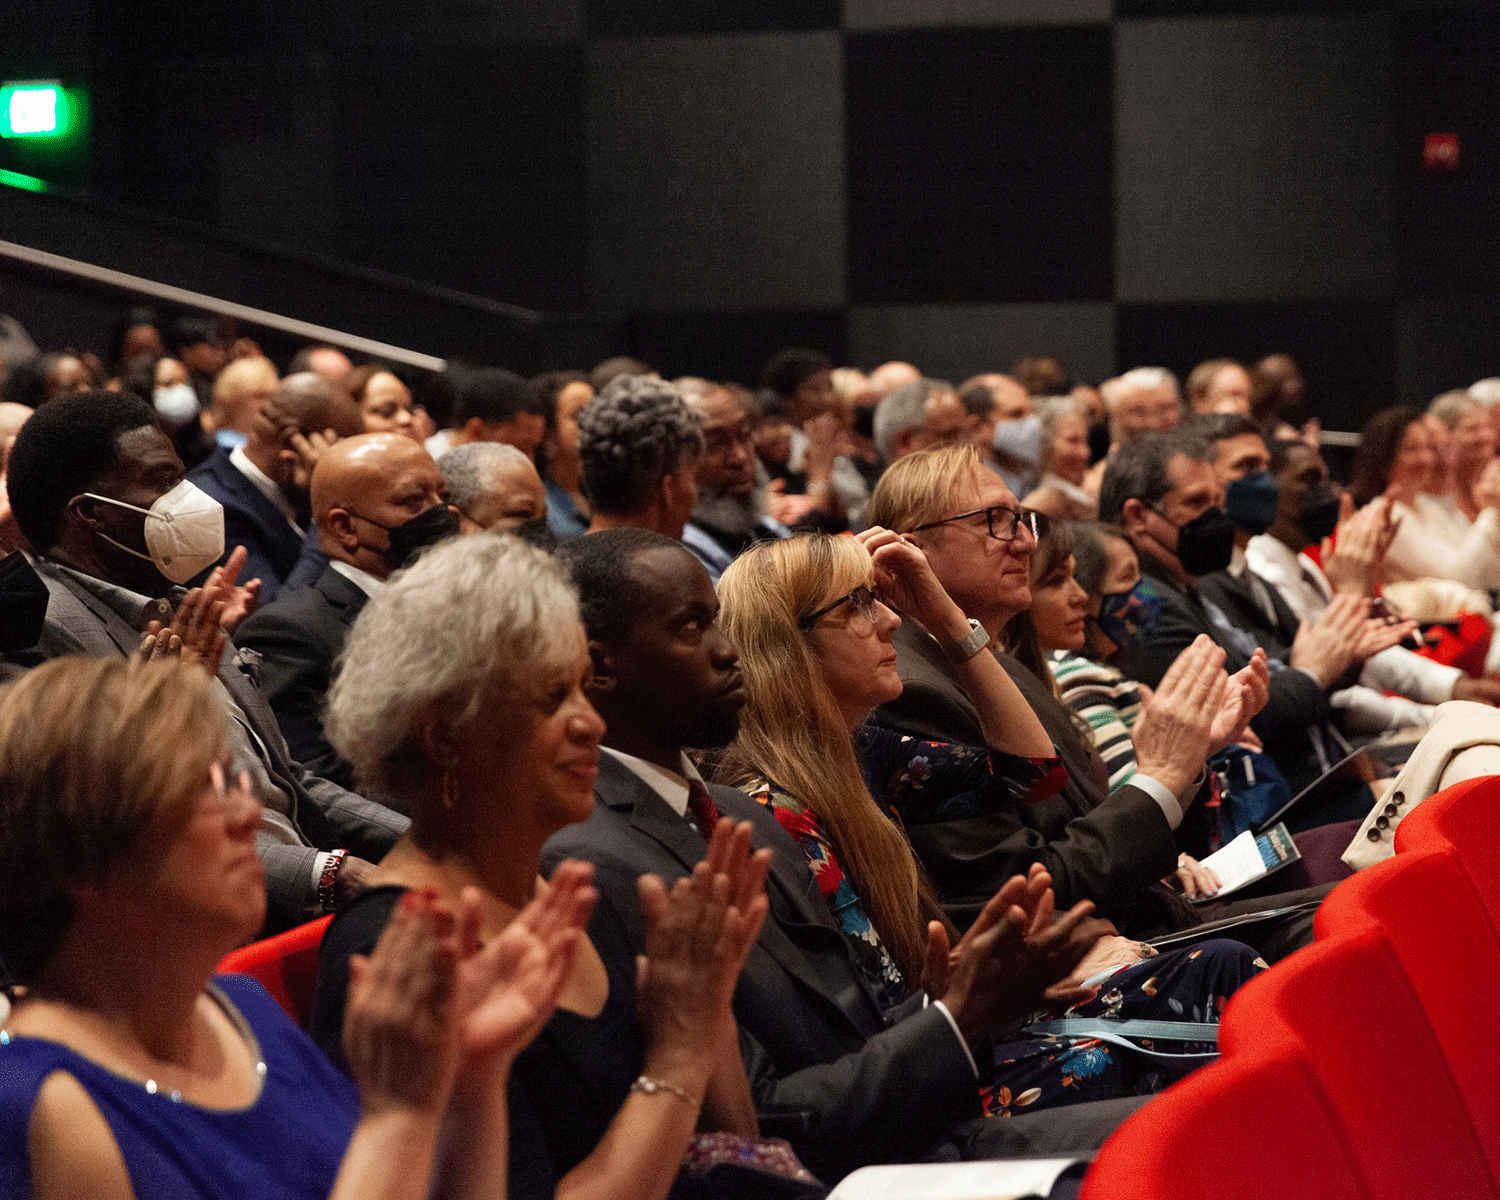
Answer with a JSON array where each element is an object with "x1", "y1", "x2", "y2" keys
[{"x1": 0, "y1": 983, "x2": 268, "y2": 1105}]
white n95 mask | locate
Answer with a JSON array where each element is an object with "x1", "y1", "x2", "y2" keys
[
  {"x1": 84, "y1": 480, "x2": 226, "y2": 583},
  {"x1": 153, "y1": 382, "x2": 201, "y2": 429}
]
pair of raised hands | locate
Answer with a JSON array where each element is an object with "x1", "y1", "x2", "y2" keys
[
  {"x1": 920, "y1": 863, "x2": 1112, "y2": 1046},
  {"x1": 341, "y1": 862, "x2": 599, "y2": 1120},
  {"x1": 138, "y1": 545, "x2": 262, "y2": 675},
  {"x1": 1289, "y1": 592, "x2": 1419, "y2": 691},
  {"x1": 1131, "y1": 636, "x2": 1270, "y2": 799},
  {"x1": 634, "y1": 819, "x2": 772, "y2": 1105}
]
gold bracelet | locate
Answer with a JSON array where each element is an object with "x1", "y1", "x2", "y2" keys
[{"x1": 630, "y1": 1074, "x2": 700, "y2": 1108}]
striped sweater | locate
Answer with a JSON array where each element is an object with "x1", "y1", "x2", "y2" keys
[{"x1": 1047, "y1": 650, "x2": 1142, "y2": 793}]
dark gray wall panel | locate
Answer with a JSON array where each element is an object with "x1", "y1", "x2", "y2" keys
[
  {"x1": 848, "y1": 302, "x2": 1115, "y2": 384},
  {"x1": 586, "y1": 0, "x2": 837, "y2": 37},
  {"x1": 333, "y1": 46, "x2": 587, "y2": 310},
  {"x1": 1397, "y1": 297, "x2": 1500, "y2": 408},
  {"x1": 1115, "y1": 14, "x2": 1392, "y2": 302},
  {"x1": 1117, "y1": 300, "x2": 1393, "y2": 431},
  {"x1": 587, "y1": 33, "x2": 846, "y2": 311},
  {"x1": 1394, "y1": 11, "x2": 1500, "y2": 295},
  {"x1": 627, "y1": 308, "x2": 847, "y2": 385},
  {"x1": 332, "y1": 0, "x2": 583, "y2": 46},
  {"x1": 846, "y1": 26, "x2": 1114, "y2": 304},
  {"x1": 844, "y1": 0, "x2": 1111, "y2": 30}
]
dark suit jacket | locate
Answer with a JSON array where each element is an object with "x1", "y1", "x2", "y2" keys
[
  {"x1": 234, "y1": 564, "x2": 368, "y2": 791},
  {"x1": 5, "y1": 558, "x2": 407, "y2": 931},
  {"x1": 283, "y1": 526, "x2": 328, "y2": 593},
  {"x1": 187, "y1": 446, "x2": 306, "y2": 602},
  {"x1": 1119, "y1": 551, "x2": 1333, "y2": 794},
  {"x1": 872, "y1": 623, "x2": 1178, "y2": 924},
  {"x1": 541, "y1": 753, "x2": 981, "y2": 1183}
]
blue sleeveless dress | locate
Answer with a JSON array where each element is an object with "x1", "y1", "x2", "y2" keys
[{"x1": 0, "y1": 974, "x2": 358, "y2": 1200}]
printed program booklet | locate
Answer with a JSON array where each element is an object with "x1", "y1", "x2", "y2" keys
[{"x1": 1193, "y1": 822, "x2": 1301, "y2": 902}]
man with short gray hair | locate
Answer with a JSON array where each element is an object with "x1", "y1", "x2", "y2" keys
[
  {"x1": 1082, "y1": 367, "x2": 1184, "y2": 497},
  {"x1": 872, "y1": 377, "x2": 969, "y2": 464},
  {"x1": 437, "y1": 442, "x2": 548, "y2": 537}
]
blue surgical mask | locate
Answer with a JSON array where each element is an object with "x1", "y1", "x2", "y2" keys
[
  {"x1": 1225, "y1": 470, "x2": 1279, "y2": 536},
  {"x1": 992, "y1": 413, "x2": 1042, "y2": 466},
  {"x1": 1097, "y1": 578, "x2": 1163, "y2": 649}
]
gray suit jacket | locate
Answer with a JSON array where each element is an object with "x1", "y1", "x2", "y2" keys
[
  {"x1": 6, "y1": 559, "x2": 407, "y2": 931},
  {"x1": 541, "y1": 753, "x2": 981, "y2": 1183},
  {"x1": 872, "y1": 621, "x2": 1178, "y2": 924}
]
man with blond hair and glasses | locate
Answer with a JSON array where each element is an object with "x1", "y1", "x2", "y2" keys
[{"x1": 866, "y1": 444, "x2": 1326, "y2": 961}]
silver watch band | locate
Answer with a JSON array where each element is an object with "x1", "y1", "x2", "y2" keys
[{"x1": 941, "y1": 617, "x2": 991, "y2": 664}]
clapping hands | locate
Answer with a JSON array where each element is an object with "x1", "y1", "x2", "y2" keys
[
  {"x1": 926, "y1": 864, "x2": 1110, "y2": 1044},
  {"x1": 137, "y1": 545, "x2": 263, "y2": 677},
  {"x1": 342, "y1": 867, "x2": 597, "y2": 1121},
  {"x1": 635, "y1": 819, "x2": 771, "y2": 1080}
]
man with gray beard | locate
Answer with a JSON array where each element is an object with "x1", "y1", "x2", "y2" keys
[{"x1": 678, "y1": 378, "x2": 790, "y2": 581}]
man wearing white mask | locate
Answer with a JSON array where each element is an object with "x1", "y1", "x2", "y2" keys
[{"x1": 3, "y1": 391, "x2": 407, "y2": 932}]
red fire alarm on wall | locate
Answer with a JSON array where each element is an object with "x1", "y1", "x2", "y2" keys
[{"x1": 1424, "y1": 133, "x2": 1460, "y2": 171}]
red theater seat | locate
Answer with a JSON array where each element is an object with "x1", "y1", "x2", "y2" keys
[{"x1": 217, "y1": 914, "x2": 333, "y2": 1028}]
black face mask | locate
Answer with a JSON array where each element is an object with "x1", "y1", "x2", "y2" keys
[
  {"x1": 1296, "y1": 482, "x2": 1341, "y2": 546},
  {"x1": 356, "y1": 503, "x2": 460, "y2": 572},
  {"x1": 1224, "y1": 470, "x2": 1279, "y2": 536},
  {"x1": 1169, "y1": 505, "x2": 1236, "y2": 577}
]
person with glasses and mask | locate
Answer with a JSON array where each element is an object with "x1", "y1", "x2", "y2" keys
[
  {"x1": 1102, "y1": 429, "x2": 1412, "y2": 801},
  {"x1": 713, "y1": 530, "x2": 1265, "y2": 1120}
]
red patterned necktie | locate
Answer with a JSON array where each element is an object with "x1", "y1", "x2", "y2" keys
[{"x1": 686, "y1": 779, "x2": 721, "y2": 837}]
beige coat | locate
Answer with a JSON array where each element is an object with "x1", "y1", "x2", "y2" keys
[{"x1": 1343, "y1": 700, "x2": 1500, "y2": 870}]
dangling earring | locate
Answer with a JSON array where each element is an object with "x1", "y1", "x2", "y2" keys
[{"x1": 440, "y1": 766, "x2": 458, "y2": 812}]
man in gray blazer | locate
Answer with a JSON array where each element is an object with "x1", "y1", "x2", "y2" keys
[{"x1": 3, "y1": 391, "x2": 406, "y2": 932}]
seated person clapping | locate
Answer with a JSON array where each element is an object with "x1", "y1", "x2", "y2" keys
[
  {"x1": 309, "y1": 533, "x2": 798, "y2": 1200},
  {"x1": 0, "y1": 655, "x2": 589, "y2": 1200},
  {"x1": 1025, "y1": 519, "x2": 1267, "y2": 898}
]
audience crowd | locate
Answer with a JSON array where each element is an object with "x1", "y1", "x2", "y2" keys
[{"x1": 2, "y1": 308, "x2": 1500, "y2": 1198}]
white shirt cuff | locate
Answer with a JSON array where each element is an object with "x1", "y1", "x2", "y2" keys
[
  {"x1": 1130, "y1": 772, "x2": 1185, "y2": 829},
  {"x1": 311, "y1": 851, "x2": 331, "y2": 906},
  {"x1": 926, "y1": 997, "x2": 979, "y2": 1078}
]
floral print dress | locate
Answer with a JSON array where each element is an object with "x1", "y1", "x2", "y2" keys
[{"x1": 742, "y1": 725, "x2": 1266, "y2": 1117}]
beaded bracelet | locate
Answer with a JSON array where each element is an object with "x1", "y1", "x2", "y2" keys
[
  {"x1": 630, "y1": 1074, "x2": 700, "y2": 1109},
  {"x1": 318, "y1": 848, "x2": 349, "y2": 914}
]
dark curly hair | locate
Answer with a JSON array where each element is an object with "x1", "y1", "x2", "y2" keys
[
  {"x1": 758, "y1": 347, "x2": 833, "y2": 401},
  {"x1": 7, "y1": 390, "x2": 159, "y2": 554},
  {"x1": 1347, "y1": 406, "x2": 1423, "y2": 508},
  {"x1": 576, "y1": 376, "x2": 703, "y2": 515}
]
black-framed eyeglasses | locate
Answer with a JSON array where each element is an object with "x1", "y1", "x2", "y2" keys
[
  {"x1": 907, "y1": 505, "x2": 1047, "y2": 542},
  {"x1": 798, "y1": 584, "x2": 881, "y2": 630}
]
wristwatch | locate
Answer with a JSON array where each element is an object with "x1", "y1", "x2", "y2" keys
[{"x1": 941, "y1": 617, "x2": 991, "y2": 664}]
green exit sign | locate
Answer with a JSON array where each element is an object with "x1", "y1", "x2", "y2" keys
[{"x1": 1, "y1": 82, "x2": 70, "y2": 139}]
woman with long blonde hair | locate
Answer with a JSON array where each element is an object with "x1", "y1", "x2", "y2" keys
[{"x1": 715, "y1": 530, "x2": 1265, "y2": 1112}]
